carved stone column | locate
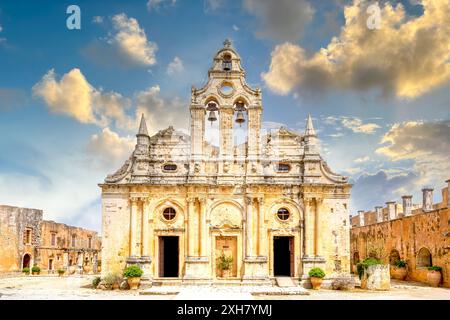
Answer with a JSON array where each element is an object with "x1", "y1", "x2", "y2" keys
[
  {"x1": 303, "y1": 198, "x2": 314, "y2": 258},
  {"x1": 199, "y1": 198, "x2": 208, "y2": 257},
  {"x1": 129, "y1": 198, "x2": 139, "y2": 256},
  {"x1": 257, "y1": 197, "x2": 266, "y2": 256},
  {"x1": 314, "y1": 198, "x2": 324, "y2": 258},
  {"x1": 142, "y1": 198, "x2": 150, "y2": 256},
  {"x1": 187, "y1": 197, "x2": 196, "y2": 257},
  {"x1": 245, "y1": 197, "x2": 254, "y2": 257}
]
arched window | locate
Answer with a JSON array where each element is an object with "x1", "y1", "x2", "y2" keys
[
  {"x1": 417, "y1": 247, "x2": 432, "y2": 268},
  {"x1": 222, "y1": 53, "x2": 232, "y2": 71},
  {"x1": 389, "y1": 249, "x2": 401, "y2": 265},
  {"x1": 276, "y1": 208, "x2": 290, "y2": 221},
  {"x1": 163, "y1": 207, "x2": 176, "y2": 221}
]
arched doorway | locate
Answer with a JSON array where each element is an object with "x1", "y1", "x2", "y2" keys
[
  {"x1": 22, "y1": 253, "x2": 31, "y2": 269},
  {"x1": 389, "y1": 249, "x2": 401, "y2": 265}
]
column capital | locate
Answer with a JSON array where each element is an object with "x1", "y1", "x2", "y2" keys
[
  {"x1": 187, "y1": 197, "x2": 196, "y2": 204},
  {"x1": 245, "y1": 197, "x2": 254, "y2": 205}
]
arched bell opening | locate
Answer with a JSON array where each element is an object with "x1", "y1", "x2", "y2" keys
[
  {"x1": 232, "y1": 99, "x2": 248, "y2": 150},
  {"x1": 204, "y1": 101, "x2": 220, "y2": 148}
]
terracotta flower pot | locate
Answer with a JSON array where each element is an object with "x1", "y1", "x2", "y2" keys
[
  {"x1": 127, "y1": 277, "x2": 141, "y2": 290},
  {"x1": 221, "y1": 269, "x2": 231, "y2": 278},
  {"x1": 391, "y1": 267, "x2": 407, "y2": 280},
  {"x1": 310, "y1": 277, "x2": 323, "y2": 290},
  {"x1": 112, "y1": 283, "x2": 120, "y2": 290},
  {"x1": 427, "y1": 270, "x2": 441, "y2": 287}
]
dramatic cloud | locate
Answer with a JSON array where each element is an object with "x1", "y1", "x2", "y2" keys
[
  {"x1": 147, "y1": 0, "x2": 177, "y2": 11},
  {"x1": 243, "y1": 0, "x2": 314, "y2": 42},
  {"x1": 166, "y1": 56, "x2": 184, "y2": 75},
  {"x1": 354, "y1": 156, "x2": 370, "y2": 163},
  {"x1": 376, "y1": 120, "x2": 450, "y2": 185},
  {"x1": 263, "y1": 0, "x2": 450, "y2": 98},
  {"x1": 134, "y1": 85, "x2": 188, "y2": 134},
  {"x1": 86, "y1": 127, "x2": 134, "y2": 170},
  {"x1": 84, "y1": 13, "x2": 157, "y2": 67},
  {"x1": 32, "y1": 68, "x2": 130, "y2": 127}
]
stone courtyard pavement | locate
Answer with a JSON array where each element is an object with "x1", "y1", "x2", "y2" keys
[{"x1": 0, "y1": 275, "x2": 449, "y2": 300}]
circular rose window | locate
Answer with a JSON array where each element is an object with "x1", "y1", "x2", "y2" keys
[
  {"x1": 163, "y1": 207, "x2": 176, "y2": 221},
  {"x1": 219, "y1": 82, "x2": 234, "y2": 95},
  {"x1": 277, "y1": 208, "x2": 290, "y2": 221}
]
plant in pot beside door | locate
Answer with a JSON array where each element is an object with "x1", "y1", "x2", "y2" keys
[
  {"x1": 31, "y1": 265, "x2": 40, "y2": 275},
  {"x1": 217, "y1": 254, "x2": 233, "y2": 278},
  {"x1": 123, "y1": 265, "x2": 143, "y2": 290},
  {"x1": 391, "y1": 260, "x2": 407, "y2": 280},
  {"x1": 309, "y1": 268, "x2": 326, "y2": 290},
  {"x1": 426, "y1": 266, "x2": 442, "y2": 287}
]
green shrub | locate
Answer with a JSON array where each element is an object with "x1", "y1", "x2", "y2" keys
[
  {"x1": 123, "y1": 265, "x2": 143, "y2": 278},
  {"x1": 22, "y1": 267, "x2": 30, "y2": 274},
  {"x1": 217, "y1": 254, "x2": 233, "y2": 271},
  {"x1": 103, "y1": 273, "x2": 122, "y2": 287},
  {"x1": 31, "y1": 265, "x2": 40, "y2": 273},
  {"x1": 395, "y1": 260, "x2": 407, "y2": 268},
  {"x1": 92, "y1": 276, "x2": 101, "y2": 288},
  {"x1": 356, "y1": 257, "x2": 382, "y2": 279},
  {"x1": 57, "y1": 269, "x2": 65, "y2": 275},
  {"x1": 428, "y1": 266, "x2": 442, "y2": 272},
  {"x1": 308, "y1": 267, "x2": 325, "y2": 278}
]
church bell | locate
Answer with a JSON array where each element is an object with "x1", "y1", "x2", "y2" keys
[
  {"x1": 207, "y1": 110, "x2": 217, "y2": 124},
  {"x1": 235, "y1": 111, "x2": 245, "y2": 126}
]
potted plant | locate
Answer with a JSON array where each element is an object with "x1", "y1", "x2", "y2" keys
[
  {"x1": 357, "y1": 257, "x2": 390, "y2": 290},
  {"x1": 391, "y1": 260, "x2": 407, "y2": 280},
  {"x1": 57, "y1": 269, "x2": 65, "y2": 277},
  {"x1": 123, "y1": 265, "x2": 143, "y2": 290},
  {"x1": 22, "y1": 267, "x2": 30, "y2": 275},
  {"x1": 427, "y1": 266, "x2": 442, "y2": 287},
  {"x1": 104, "y1": 273, "x2": 122, "y2": 290},
  {"x1": 92, "y1": 276, "x2": 101, "y2": 289},
  {"x1": 217, "y1": 254, "x2": 233, "y2": 278},
  {"x1": 309, "y1": 267, "x2": 326, "y2": 290},
  {"x1": 31, "y1": 265, "x2": 40, "y2": 275}
]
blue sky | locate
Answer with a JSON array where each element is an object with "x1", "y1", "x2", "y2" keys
[{"x1": 0, "y1": 0, "x2": 449, "y2": 232}]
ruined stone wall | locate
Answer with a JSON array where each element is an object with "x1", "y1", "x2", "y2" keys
[
  {"x1": 0, "y1": 206, "x2": 42, "y2": 272},
  {"x1": 38, "y1": 220, "x2": 101, "y2": 274},
  {"x1": 350, "y1": 207, "x2": 450, "y2": 287}
]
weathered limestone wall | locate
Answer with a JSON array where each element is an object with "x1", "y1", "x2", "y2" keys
[
  {"x1": 351, "y1": 206, "x2": 450, "y2": 287},
  {"x1": 0, "y1": 206, "x2": 42, "y2": 273},
  {"x1": 39, "y1": 220, "x2": 101, "y2": 274},
  {"x1": 0, "y1": 205, "x2": 101, "y2": 274},
  {"x1": 101, "y1": 184, "x2": 351, "y2": 284}
]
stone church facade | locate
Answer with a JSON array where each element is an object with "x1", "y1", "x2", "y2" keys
[{"x1": 100, "y1": 40, "x2": 351, "y2": 287}]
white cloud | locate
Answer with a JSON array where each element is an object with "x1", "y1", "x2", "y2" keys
[
  {"x1": 0, "y1": 24, "x2": 3, "y2": 32},
  {"x1": 354, "y1": 156, "x2": 370, "y2": 163},
  {"x1": 243, "y1": 0, "x2": 314, "y2": 42},
  {"x1": 233, "y1": 24, "x2": 239, "y2": 32},
  {"x1": 341, "y1": 117, "x2": 381, "y2": 134},
  {"x1": 92, "y1": 16, "x2": 104, "y2": 24},
  {"x1": 204, "y1": 0, "x2": 224, "y2": 12},
  {"x1": 32, "y1": 68, "x2": 130, "y2": 127},
  {"x1": 84, "y1": 13, "x2": 157, "y2": 68},
  {"x1": 262, "y1": 0, "x2": 450, "y2": 99},
  {"x1": 86, "y1": 127, "x2": 134, "y2": 170},
  {"x1": 147, "y1": 0, "x2": 177, "y2": 11},
  {"x1": 134, "y1": 85, "x2": 188, "y2": 134},
  {"x1": 166, "y1": 56, "x2": 184, "y2": 75}
]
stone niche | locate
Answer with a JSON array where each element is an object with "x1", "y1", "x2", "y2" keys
[{"x1": 361, "y1": 265, "x2": 390, "y2": 290}]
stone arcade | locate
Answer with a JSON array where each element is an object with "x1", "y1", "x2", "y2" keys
[{"x1": 100, "y1": 40, "x2": 352, "y2": 287}]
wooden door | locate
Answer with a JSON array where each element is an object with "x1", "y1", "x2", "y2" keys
[{"x1": 215, "y1": 236, "x2": 237, "y2": 277}]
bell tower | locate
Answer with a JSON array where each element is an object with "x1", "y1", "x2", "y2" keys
[{"x1": 189, "y1": 39, "x2": 263, "y2": 180}]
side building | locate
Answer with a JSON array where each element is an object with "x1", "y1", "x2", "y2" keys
[
  {"x1": 0, "y1": 205, "x2": 101, "y2": 274},
  {"x1": 350, "y1": 180, "x2": 450, "y2": 287}
]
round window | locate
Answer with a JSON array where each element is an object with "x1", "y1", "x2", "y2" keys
[
  {"x1": 220, "y1": 82, "x2": 234, "y2": 95},
  {"x1": 163, "y1": 207, "x2": 176, "y2": 221},
  {"x1": 277, "y1": 208, "x2": 290, "y2": 221}
]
